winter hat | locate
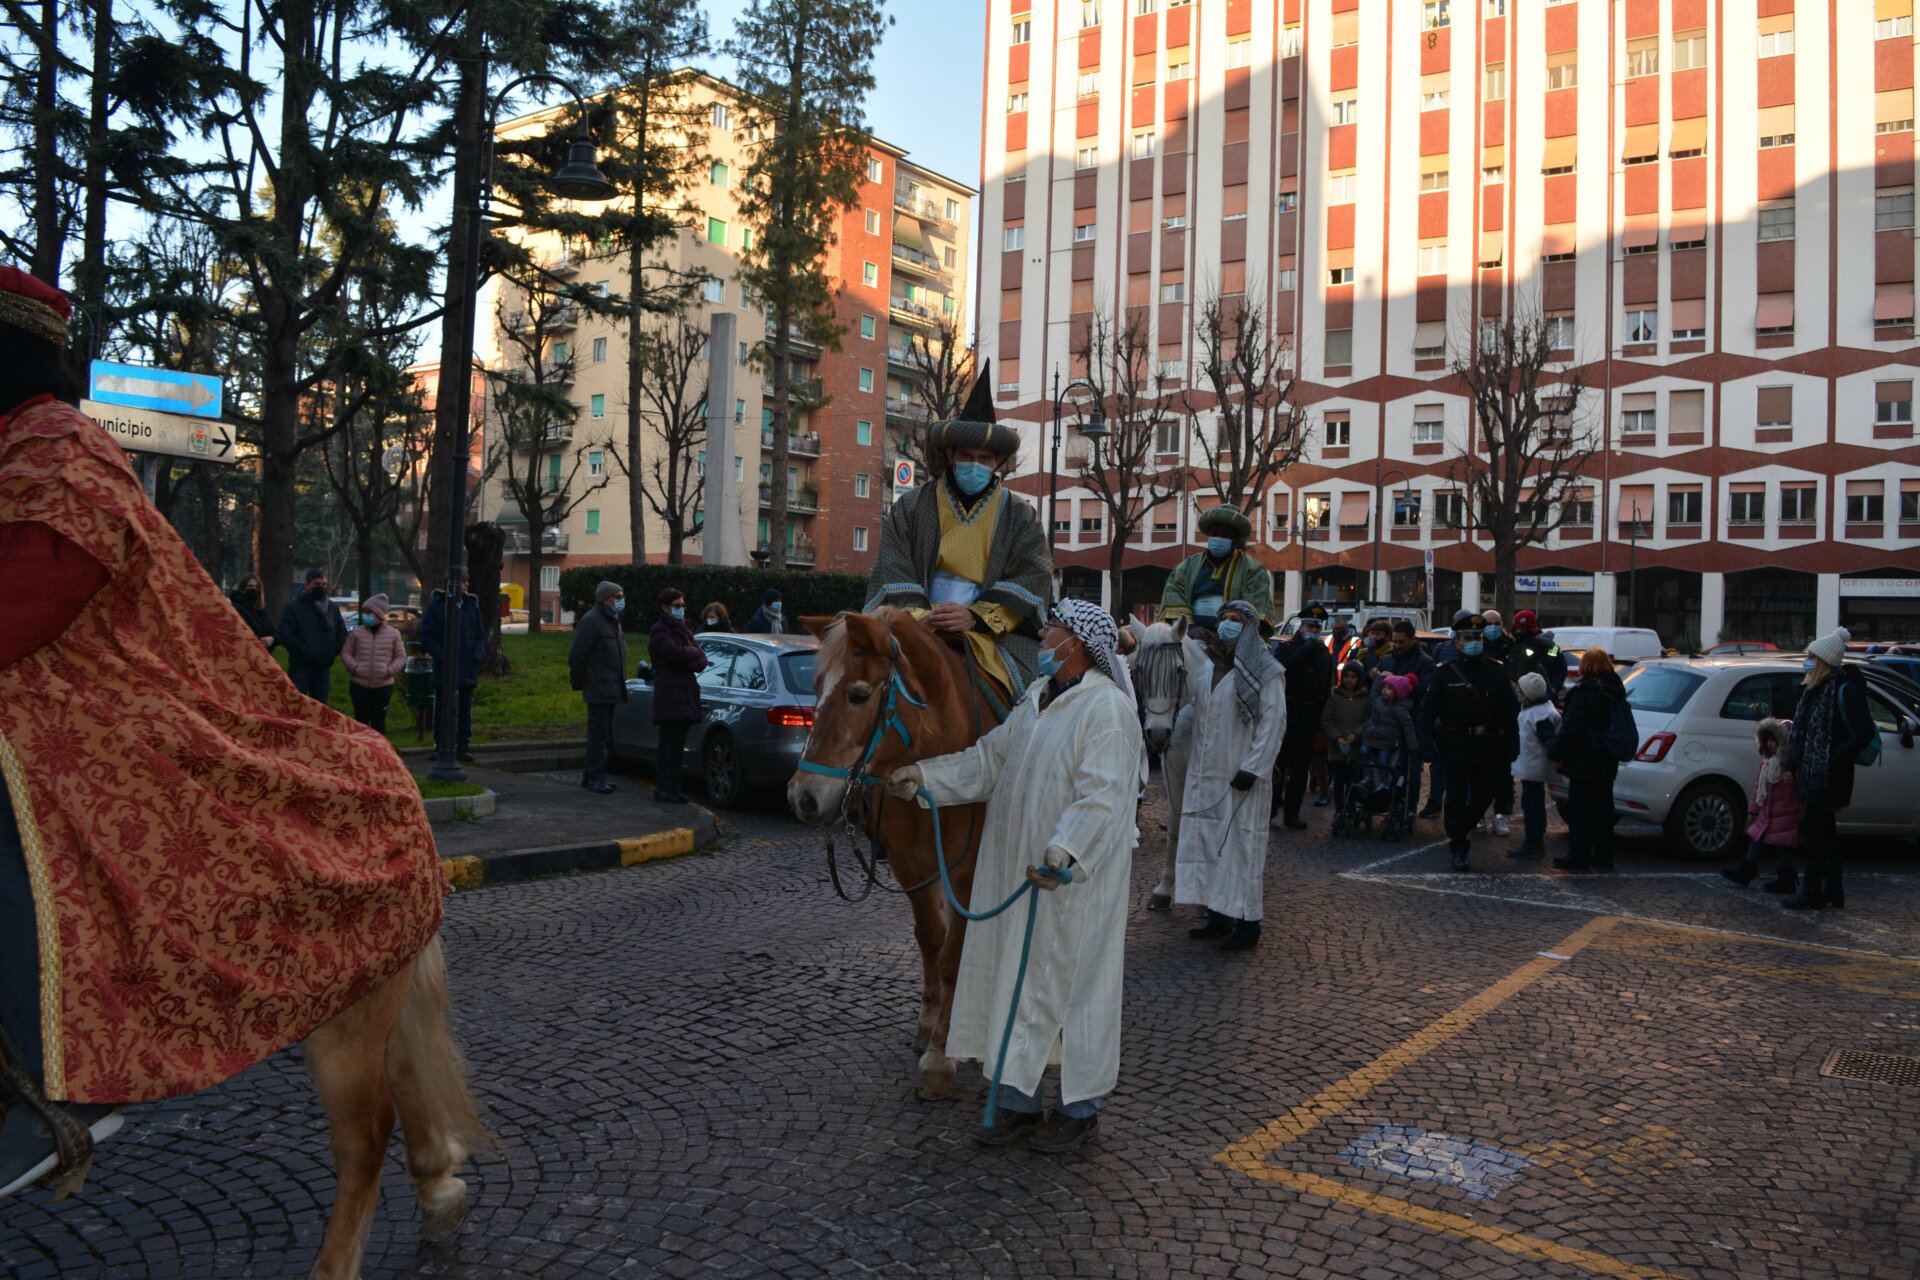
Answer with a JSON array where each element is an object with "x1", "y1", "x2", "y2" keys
[
  {"x1": 0, "y1": 265, "x2": 72, "y2": 347},
  {"x1": 1340, "y1": 658, "x2": 1367, "y2": 686},
  {"x1": 1381, "y1": 674, "x2": 1414, "y2": 702},
  {"x1": 594, "y1": 580, "x2": 622, "y2": 604},
  {"x1": 1512, "y1": 609, "x2": 1539, "y2": 633},
  {"x1": 762, "y1": 588, "x2": 783, "y2": 606},
  {"x1": 1805, "y1": 626, "x2": 1851, "y2": 668},
  {"x1": 1517, "y1": 672, "x2": 1548, "y2": 703},
  {"x1": 362, "y1": 593, "x2": 390, "y2": 620}
]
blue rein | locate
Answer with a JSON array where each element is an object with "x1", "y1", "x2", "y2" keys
[{"x1": 795, "y1": 662, "x2": 927, "y2": 790}]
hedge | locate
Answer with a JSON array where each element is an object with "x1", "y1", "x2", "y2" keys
[{"x1": 558, "y1": 563, "x2": 870, "y2": 632}]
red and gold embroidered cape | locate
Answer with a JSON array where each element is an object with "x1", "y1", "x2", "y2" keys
[{"x1": 0, "y1": 397, "x2": 445, "y2": 1103}]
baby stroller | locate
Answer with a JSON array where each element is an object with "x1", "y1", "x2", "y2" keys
[{"x1": 1332, "y1": 744, "x2": 1417, "y2": 840}]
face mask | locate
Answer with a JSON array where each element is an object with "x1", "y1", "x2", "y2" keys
[
  {"x1": 1801, "y1": 657, "x2": 1815, "y2": 673},
  {"x1": 953, "y1": 461, "x2": 993, "y2": 495},
  {"x1": 1037, "y1": 643, "x2": 1065, "y2": 678},
  {"x1": 670, "y1": 605, "x2": 684, "y2": 619},
  {"x1": 361, "y1": 613, "x2": 378, "y2": 627},
  {"x1": 1484, "y1": 626, "x2": 1503, "y2": 639},
  {"x1": 608, "y1": 598, "x2": 625, "y2": 615},
  {"x1": 309, "y1": 585, "x2": 328, "y2": 600},
  {"x1": 1217, "y1": 619, "x2": 1244, "y2": 645},
  {"x1": 705, "y1": 616, "x2": 719, "y2": 626},
  {"x1": 767, "y1": 602, "x2": 782, "y2": 613},
  {"x1": 1463, "y1": 641, "x2": 1485, "y2": 658},
  {"x1": 1206, "y1": 535, "x2": 1233, "y2": 559},
  {"x1": 1300, "y1": 626, "x2": 1321, "y2": 641}
]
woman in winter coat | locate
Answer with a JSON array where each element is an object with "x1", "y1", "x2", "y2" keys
[
  {"x1": 648, "y1": 587, "x2": 709, "y2": 804},
  {"x1": 340, "y1": 593, "x2": 409, "y2": 732},
  {"x1": 1319, "y1": 660, "x2": 1371, "y2": 814},
  {"x1": 696, "y1": 601, "x2": 735, "y2": 634},
  {"x1": 1780, "y1": 628, "x2": 1876, "y2": 909},
  {"x1": 1510, "y1": 671, "x2": 1563, "y2": 861},
  {"x1": 1720, "y1": 717, "x2": 1803, "y2": 894},
  {"x1": 227, "y1": 574, "x2": 275, "y2": 648},
  {"x1": 1548, "y1": 648, "x2": 1628, "y2": 872}
]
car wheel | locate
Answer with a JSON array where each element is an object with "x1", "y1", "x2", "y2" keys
[
  {"x1": 703, "y1": 731, "x2": 749, "y2": 810},
  {"x1": 1663, "y1": 779, "x2": 1745, "y2": 860}
]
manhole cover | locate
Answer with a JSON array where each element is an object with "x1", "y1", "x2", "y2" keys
[{"x1": 1820, "y1": 1047, "x2": 1920, "y2": 1088}]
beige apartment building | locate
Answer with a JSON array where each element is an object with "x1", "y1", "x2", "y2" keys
[
  {"x1": 982, "y1": 0, "x2": 1920, "y2": 647},
  {"x1": 475, "y1": 71, "x2": 974, "y2": 620}
]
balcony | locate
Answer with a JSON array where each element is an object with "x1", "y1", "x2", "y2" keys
[
  {"x1": 885, "y1": 397, "x2": 930, "y2": 424},
  {"x1": 502, "y1": 477, "x2": 570, "y2": 507},
  {"x1": 787, "y1": 536, "x2": 818, "y2": 566},
  {"x1": 510, "y1": 420, "x2": 572, "y2": 450},
  {"x1": 892, "y1": 186, "x2": 956, "y2": 228},
  {"x1": 888, "y1": 296, "x2": 936, "y2": 328},
  {"x1": 544, "y1": 252, "x2": 580, "y2": 277},
  {"x1": 890, "y1": 242, "x2": 948, "y2": 282},
  {"x1": 505, "y1": 530, "x2": 569, "y2": 555},
  {"x1": 758, "y1": 483, "x2": 821, "y2": 513},
  {"x1": 762, "y1": 321, "x2": 823, "y2": 358},
  {"x1": 506, "y1": 303, "x2": 578, "y2": 334},
  {"x1": 887, "y1": 345, "x2": 925, "y2": 378},
  {"x1": 762, "y1": 429, "x2": 822, "y2": 456}
]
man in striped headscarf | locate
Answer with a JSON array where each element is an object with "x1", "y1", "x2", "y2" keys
[{"x1": 1173, "y1": 599, "x2": 1288, "y2": 951}]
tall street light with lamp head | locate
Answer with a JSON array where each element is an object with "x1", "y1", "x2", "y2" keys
[
  {"x1": 429, "y1": 69, "x2": 616, "y2": 784},
  {"x1": 1048, "y1": 368, "x2": 1105, "y2": 558}
]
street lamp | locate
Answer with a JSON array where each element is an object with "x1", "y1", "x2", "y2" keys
[
  {"x1": 1626, "y1": 502, "x2": 1646, "y2": 629},
  {"x1": 1371, "y1": 461, "x2": 1415, "y2": 604},
  {"x1": 1048, "y1": 368, "x2": 1106, "y2": 557},
  {"x1": 429, "y1": 68, "x2": 615, "y2": 784}
]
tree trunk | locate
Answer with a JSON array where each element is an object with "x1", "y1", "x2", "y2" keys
[
  {"x1": 1108, "y1": 537, "x2": 1126, "y2": 621},
  {"x1": 466, "y1": 521, "x2": 510, "y2": 677},
  {"x1": 1493, "y1": 539, "x2": 1518, "y2": 621},
  {"x1": 28, "y1": 0, "x2": 61, "y2": 283},
  {"x1": 768, "y1": 299, "x2": 790, "y2": 569},
  {"x1": 196, "y1": 462, "x2": 224, "y2": 579},
  {"x1": 526, "y1": 533, "x2": 544, "y2": 635},
  {"x1": 427, "y1": 36, "x2": 487, "y2": 593}
]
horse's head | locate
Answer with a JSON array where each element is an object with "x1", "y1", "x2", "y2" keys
[
  {"x1": 1132, "y1": 616, "x2": 1200, "y2": 754},
  {"x1": 787, "y1": 608, "x2": 922, "y2": 825}
]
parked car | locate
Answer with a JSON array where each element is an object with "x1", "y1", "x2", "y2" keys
[
  {"x1": 1702, "y1": 640, "x2": 1778, "y2": 656},
  {"x1": 1547, "y1": 656, "x2": 1920, "y2": 859},
  {"x1": 1545, "y1": 626, "x2": 1665, "y2": 661},
  {"x1": 1277, "y1": 602, "x2": 1431, "y2": 638},
  {"x1": 1868, "y1": 653, "x2": 1920, "y2": 689},
  {"x1": 610, "y1": 631, "x2": 819, "y2": 809}
]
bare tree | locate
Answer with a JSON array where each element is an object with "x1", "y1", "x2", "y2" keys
[
  {"x1": 1074, "y1": 310, "x2": 1182, "y2": 613},
  {"x1": 894, "y1": 312, "x2": 974, "y2": 478},
  {"x1": 380, "y1": 398, "x2": 443, "y2": 594},
  {"x1": 621, "y1": 314, "x2": 708, "y2": 564},
  {"x1": 1185, "y1": 290, "x2": 1310, "y2": 524},
  {"x1": 1448, "y1": 310, "x2": 1596, "y2": 619}
]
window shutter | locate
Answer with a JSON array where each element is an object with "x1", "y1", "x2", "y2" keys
[
  {"x1": 1756, "y1": 386, "x2": 1793, "y2": 424},
  {"x1": 1669, "y1": 389, "x2": 1705, "y2": 432}
]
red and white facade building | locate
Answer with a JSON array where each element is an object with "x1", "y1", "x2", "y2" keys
[{"x1": 979, "y1": 0, "x2": 1920, "y2": 646}]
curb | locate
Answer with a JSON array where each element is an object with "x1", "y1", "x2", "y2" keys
[
  {"x1": 401, "y1": 739, "x2": 587, "y2": 758},
  {"x1": 421, "y1": 788, "x2": 498, "y2": 823},
  {"x1": 439, "y1": 806, "x2": 720, "y2": 889}
]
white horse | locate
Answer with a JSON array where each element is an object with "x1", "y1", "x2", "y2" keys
[{"x1": 1128, "y1": 618, "x2": 1211, "y2": 911}]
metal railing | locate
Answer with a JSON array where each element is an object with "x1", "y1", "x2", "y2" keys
[{"x1": 761, "y1": 429, "x2": 822, "y2": 455}]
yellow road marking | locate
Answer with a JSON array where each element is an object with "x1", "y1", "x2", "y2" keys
[
  {"x1": 619, "y1": 830, "x2": 695, "y2": 865},
  {"x1": 441, "y1": 855, "x2": 485, "y2": 888},
  {"x1": 1602, "y1": 918, "x2": 1920, "y2": 965}
]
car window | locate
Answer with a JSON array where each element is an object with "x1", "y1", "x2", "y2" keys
[
  {"x1": 696, "y1": 640, "x2": 737, "y2": 688},
  {"x1": 781, "y1": 650, "x2": 819, "y2": 692},
  {"x1": 1867, "y1": 690, "x2": 1908, "y2": 734},
  {"x1": 1621, "y1": 664, "x2": 1707, "y2": 714},
  {"x1": 729, "y1": 650, "x2": 769, "y2": 690},
  {"x1": 1719, "y1": 673, "x2": 1801, "y2": 722}
]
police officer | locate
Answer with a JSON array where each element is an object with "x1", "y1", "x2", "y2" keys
[
  {"x1": 1417, "y1": 613, "x2": 1521, "y2": 871},
  {"x1": 1270, "y1": 603, "x2": 1334, "y2": 829}
]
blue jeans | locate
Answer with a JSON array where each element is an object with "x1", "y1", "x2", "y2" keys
[
  {"x1": 1520, "y1": 779, "x2": 1547, "y2": 849},
  {"x1": 289, "y1": 662, "x2": 332, "y2": 703},
  {"x1": 997, "y1": 1077, "x2": 1102, "y2": 1120}
]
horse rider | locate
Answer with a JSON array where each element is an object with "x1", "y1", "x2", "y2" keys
[
  {"x1": 0, "y1": 267, "x2": 445, "y2": 1198},
  {"x1": 1160, "y1": 504, "x2": 1274, "y2": 641},
  {"x1": 867, "y1": 360, "x2": 1052, "y2": 712},
  {"x1": 886, "y1": 599, "x2": 1142, "y2": 1153},
  {"x1": 1416, "y1": 612, "x2": 1521, "y2": 871}
]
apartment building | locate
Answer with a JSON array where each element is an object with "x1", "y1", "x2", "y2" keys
[
  {"x1": 475, "y1": 72, "x2": 973, "y2": 621},
  {"x1": 980, "y1": 0, "x2": 1920, "y2": 647}
]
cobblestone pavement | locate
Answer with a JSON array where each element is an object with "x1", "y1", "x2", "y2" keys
[{"x1": 4, "y1": 779, "x2": 1918, "y2": 1280}]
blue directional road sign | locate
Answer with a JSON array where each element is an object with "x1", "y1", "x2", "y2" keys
[{"x1": 89, "y1": 359, "x2": 223, "y2": 419}]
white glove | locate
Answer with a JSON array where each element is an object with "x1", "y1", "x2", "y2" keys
[{"x1": 885, "y1": 765, "x2": 925, "y2": 800}]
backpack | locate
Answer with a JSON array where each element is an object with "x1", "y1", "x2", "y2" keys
[
  {"x1": 1838, "y1": 681, "x2": 1883, "y2": 767},
  {"x1": 1594, "y1": 697, "x2": 1638, "y2": 763}
]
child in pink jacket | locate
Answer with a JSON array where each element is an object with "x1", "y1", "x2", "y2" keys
[
  {"x1": 1720, "y1": 717, "x2": 1804, "y2": 894},
  {"x1": 340, "y1": 593, "x2": 409, "y2": 732}
]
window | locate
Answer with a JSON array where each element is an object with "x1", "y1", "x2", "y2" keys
[
  {"x1": 1672, "y1": 28, "x2": 1707, "y2": 70},
  {"x1": 946, "y1": 198, "x2": 959, "y2": 220},
  {"x1": 540, "y1": 566, "x2": 560, "y2": 593},
  {"x1": 860, "y1": 315, "x2": 875, "y2": 340},
  {"x1": 1672, "y1": 300, "x2": 1707, "y2": 340},
  {"x1": 711, "y1": 103, "x2": 731, "y2": 130},
  {"x1": 1423, "y1": 0, "x2": 1450, "y2": 30},
  {"x1": 1780, "y1": 485, "x2": 1816, "y2": 523},
  {"x1": 1011, "y1": 18, "x2": 1031, "y2": 44},
  {"x1": 862, "y1": 261, "x2": 878, "y2": 286},
  {"x1": 1483, "y1": 163, "x2": 1505, "y2": 185},
  {"x1": 590, "y1": 393, "x2": 606, "y2": 419},
  {"x1": 1131, "y1": 130, "x2": 1157, "y2": 159},
  {"x1": 1846, "y1": 483, "x2": 1885, "y2": 524},
  {"x1": 1326, "y1": 328, "x2": 1353, "y2": 365},
  {"x1": 706, "y1": 217, "x2": 726, "y2": 245},
  {"x1": 1228, "y1": 37, "x2": 1253, "y2": 68},
  {"x1": 856, "y1": 420, "x2": 872, "y2": 446},
  {"x1": 853, "y1": 526, "x2": 869, "y2": 552},
  {"x1": 866, "y1": 157, "x2": 883, "y2": 183},
  {"x1": 703, "y1": 277, "x2": 725, "y2": 303},
  {"x1": 1160, "y1": 280, "x2": 1186, "y2": 302},
  {"x1": 1003, "y1": 225, "x2": 1025, "y2": 252},
  {"x1": 1484, "y1": 63, "x2": 1506, "y2": 100},
  {"x1": 1485, "y1": 0, "x2": 1505, "y2": 13},
  {"x1": 1756, "y1": 292, "x2": 1795, "y2": 334},
  {"x1": 1076, "y1": 70, "x2": 1101, "y2": 98},
  {"x1": 1278, "y1": 268, "x2": 1297, "y2": 291},
  {"x1": 1756, "y1": 385, "x2": 1793, "y2": 427},
  {"x1": 1757, "y1": 104, "x2": 1796, "y2": 147},
  {"x1": 1076, "y1": 145, "x2": 1100, "y2": 170},
  {"x1": 1416, "y1": 242, "x2": 1447, "y2": 275},
  {"x1": 1280, "y1": 26, "x2": 1301, "y2": 58},
  {"x1": 589, "y1": 337, "x2": 606, "y2": 363},
  {"x1": 1167, "y1": 56, "x2": 1191, "y2": 80},
  {"x1": 1546, "y1": 314, "x2": 1575, "y2": 349},
  {"x1": 1006, "y1": 91, "x2": 1029, "y2": 113},
  {"x1": 1729, "y1": 489, "x2": 1766, "y2": 524},
  {"x1": 1420, "y1": 169, "x2": 1450, "y2": 192},
  {"x1": 1328, "y1": 266, "x2": 1355, "y2": 285},
  {"x1": 1877, "y1": 87, "x2": 1914, "y2": 133},
  {"x1": 854, "y1": 473, "x2": 870, "y2": 498},
  {"x1": 1545, "y1": 51, "x2": 1577, "y2": 90},
  {"x1": 1080, "y1": 0, "x2": 1101, "y2": 28},
  {"x1": 1877, "y1": 187, "x2": 1915, "y2": 230},
  {"x1": 1624, "y1": 35, "x2": 1660, "y2": 78},
  {"x1": 1413, "y1": 323, "x2": 1446, "y2": 359},
  {"x1": 1667, "y1": 488, "x2": 1702, "y2": 525},
  {"x1": 1621, "y1": 392, "x2": 1657, "y2": 435},
  {"x1": 1564, "y1": 488, "x2": 1595, "y2": 525},
  {"x1": 943, "y1": 247, "x2": 956, "y2": 266},
  {"x1": 943, "y1": 295, "x2": 957, "y2": 316},
  {"x1": 857, "y1": 367, "x2": 874, "y2": 392},
  {"x1": 1904, "y1": 483, "x2": 1920, "y2": 523},
  {"x1": 584, "y1": 509, "x2": 600, "y2": 535},
  {"x1": 1329, "y1": 172, "x2": 1357, "y2": 203},
  {"x1": 1332, "y1": 96, "x2": 1359, "y2": 125},
  {"x1": 1880, "y1": 15, "x2": 1916, "y2": 39},
  {"x1": 1877, "y1": 380, "x2": 1914, "y2": 424},
  {"x1": 1277, "y1": 189, "x2": 1298, "y2": 213},
  {"x1": 860, "y1": 209, "x2": 878, "y2": 235},
  {"x1": 587, "y1": 450, "x2": 605, "y2": 478},
  {"x1": 1413, "y1": 405, "x2": 1445, "y2": 444},
  {"x1": 1080, "y1": 515, "x2": 1104, "y2": 534},
  {"x1": 1626, "y1": 309, "x2": 1658, "y2": 344},
  {"x1": 739, "y1": 341, "x2": 750, "y2": 366},
  {"x1": 1074, "y1": 223, "x2": 1098, "y2": 242},
  {"x1": 1163, "y1": 213, "x2": 1188, "y2": 229},
  {"x1": 742, "y1": 229, "x2": 754, "y2": 251},
  {"x1": 1323, "y1": 412, "x2": 1351, "y2": 447},
  {"x1": 1435, "y1": 492, "x2": 1466, "y2": 528},
  {"x1": 1758, "y1": 202, "x2": 1795, "y2": 240},
  {"x1": 1756, "y1": 28, "x2": 1794, "y2": 58}
]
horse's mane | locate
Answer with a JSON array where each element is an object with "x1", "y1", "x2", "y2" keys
[{"x1": 813, "y1": 605, "x2": 924, "y2": 681}]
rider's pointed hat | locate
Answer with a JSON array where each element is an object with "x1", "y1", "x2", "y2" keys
[{"x1": 931, "y1": 360, "x2": 1020, "y2": 456}]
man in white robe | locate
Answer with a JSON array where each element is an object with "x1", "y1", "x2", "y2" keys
[
  {"x1": 886, "y1": 599, "x2": 1141, "y2": 1152},
  {"x1": 1173, "y1": 599, "x2": 1287, "y2": 951}
]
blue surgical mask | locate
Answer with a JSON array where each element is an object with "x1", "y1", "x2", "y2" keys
[
  {"x1": 1037, "y1": 644, "x2": 1064, "y2": 678},
  {"x1": 360, "y1": 613, "x2": 378, "y2": 627},
  {"x1": 1802, "y1": 657, "x2": 1815, "y2": 673},
  {"x1": 1207, "y1": 535, "x2": 1233, "y2": 559},
  {"x1": 953, "y1": 461, "x2": 994, "y2": 495},
  {"x1": 1484, "y1": 625, "x2": 1502, "y2": 639},
  {"x1": 1217, "y1": 620, "x2": 1244, "y2": 645},
  {"x1": 670, "y1": 605, "x2": 684, "y2": 619},
  {"x1": 608, "y1": 598, "x2": 625, "y2": 615},
  {"x1": 1464, "y1": 641, "x2": 1485, "y2": 658}
]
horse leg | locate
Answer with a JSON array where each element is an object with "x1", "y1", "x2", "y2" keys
[
  {"x1": 1152, "y1": 741, "x2": 1188, "y2": 910},
  {"x1": 901, "y1": 867, "x2": 949, "y2": 1057},
  {"x1": 304, "y1": 960, "x2": 412, "y2": 1280},
  {"x1": 915, "y1": 902, "x2": 967, "y2": 1102},
  {"x1": 384, "y1": 937, "x2": 489, "y2": 1245}
]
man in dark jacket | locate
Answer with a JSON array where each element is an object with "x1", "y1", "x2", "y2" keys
[
  {"x1": 420, "y1": 568, "x2": 485, "y2": 762},
  {"x1": 1417, "y1": 614, "x2": 1520, "y2": 871},
  {"x1": 743, "y1": 588, "x2": 791, "y2": 635},
  {"x1": 569, "y1": 580, "x2": 630, "y2": 794},
  {"x1": 278, "y1": 567, "x2": 347, "y2": 702},
  {"x1": 1506, "y1": 609, "x2": 1565, "y2": 703},
  {"x1": 1271, "y1": 603, "x2": 1334, "y2": 828}
]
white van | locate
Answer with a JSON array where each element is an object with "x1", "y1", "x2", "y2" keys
[{"x1": 1548, "y1": 626, "x2": 1664, "y2": 661}]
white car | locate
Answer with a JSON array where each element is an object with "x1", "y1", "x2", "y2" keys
[
  {"x1": 1546, "y1": 626, "x2": 1665, "y2": 661},
  {"x1": 1548, "y1": 656, "x2": 1920, "y2": 859}
]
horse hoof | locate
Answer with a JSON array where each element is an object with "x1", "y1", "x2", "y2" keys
[
  {"x1": 419, "y1": 1177, "x2": 469, "y2": 1244},
  {"x1": 1147, "y1": 894, "x2": 1171, "y2": 912},
  {"x1": 914, "y1": 1052, "x2": 957, "y2": 1101}
]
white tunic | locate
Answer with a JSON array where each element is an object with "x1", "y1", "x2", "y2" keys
[
  {"x1": 1173, "y1": 662, "x2": 1287, "y2": 921},
  {"x1": 916, "y1": 670, "x2": 1143, "y2": 1104}
]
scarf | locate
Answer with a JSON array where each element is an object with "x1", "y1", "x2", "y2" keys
[
  {"x1": 1223, "y1": 599, "x2": 1281, "y2": 724},
  {"x1": 1796, "y1": 678, "x2": 1836, "y2": 799}
]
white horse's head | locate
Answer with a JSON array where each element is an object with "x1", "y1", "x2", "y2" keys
[{"x1": 1131, "y1": 617, "x2": 1204, "y2": 754}]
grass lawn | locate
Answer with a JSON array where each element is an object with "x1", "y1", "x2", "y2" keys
[
  {"x1": 278, "y1": 629, "x2": 645, "y2": 749},
  {"x1": 416, "y1": 778, "x2": 486, "y2": 799}
]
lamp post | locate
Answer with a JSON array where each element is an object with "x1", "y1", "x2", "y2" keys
[
  {"x1": 429, "y1": 67, "x2": 615, "y2": 783},
  {"x1": 1371, "y1": 461, "x2": 1415, "y2": 604},
  {"x1": 1626, "y1": 502, "x2": 1645, "y2": 629},
  {"x1": 1047, "y1": 368, "x2": 1106, "y2": 558}
]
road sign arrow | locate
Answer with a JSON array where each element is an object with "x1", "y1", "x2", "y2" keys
[
  {"x1": 214, "y1": 426, "x2": 232, "y2": 457},
  {"x1": 95, "y1": 372, "x2": 218, "y2": 411}
]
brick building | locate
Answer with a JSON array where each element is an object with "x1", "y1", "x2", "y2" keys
[{"x1": 980, "y1": 0, "x2": 1920, "y2": 647}]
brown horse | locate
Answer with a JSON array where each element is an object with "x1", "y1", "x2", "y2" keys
[{"x1": 787, "y1": 607, "x2": 996, "y2": 1101}]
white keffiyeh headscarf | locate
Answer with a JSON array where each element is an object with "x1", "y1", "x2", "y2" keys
[
  {"x1": 1050, "y1": 598, "x2": 1120, "y2": 681},
  {"x1": 1223, "y1": 599, "x2": 1281, "y2": 724}
]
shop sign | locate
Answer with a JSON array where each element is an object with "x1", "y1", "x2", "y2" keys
[
  {"x1": 1838, "y1": 578, "x2": 1920, "y2": 598},
  {"x1": 1516, "y1": 574, "x2": 1595, "y2": 594}
]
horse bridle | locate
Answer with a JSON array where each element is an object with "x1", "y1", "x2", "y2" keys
[
  {"x1": 1137, "y1": 640, "x2": 1191, "y2": 721},
  {"x1": 795, "y1": 634, "x2": 926, "y2": 805}
]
